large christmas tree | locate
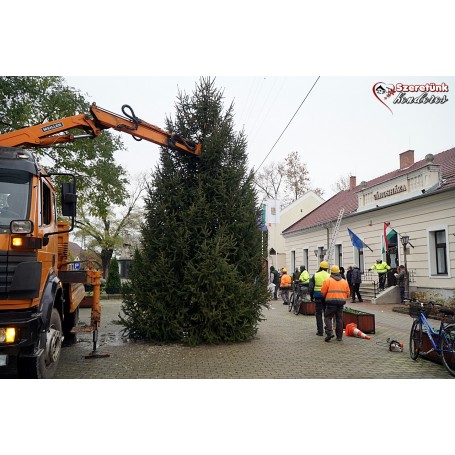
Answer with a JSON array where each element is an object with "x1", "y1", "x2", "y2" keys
[{"x1": 120, "y1": 77, "x2": 269, "y2": 345}]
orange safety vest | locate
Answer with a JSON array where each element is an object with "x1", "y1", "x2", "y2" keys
[
  {"x1": 280, "y1": 274, "x2": 292, "y2": 288},
  {"x1": 321, "y1": 276, "x2": 350, "y2": 304}
]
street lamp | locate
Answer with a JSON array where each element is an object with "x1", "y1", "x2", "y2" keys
[
  {"x1": 400, "y1": 235, "x2": 410, "y2": 301},
  {"x1": 314, "y1": 248, "x2": 327, "y2": 262}
]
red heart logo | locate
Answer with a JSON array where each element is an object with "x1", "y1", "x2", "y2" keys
[{"x1": 372, "y1": 82, "x2": 395, "y2": 114}]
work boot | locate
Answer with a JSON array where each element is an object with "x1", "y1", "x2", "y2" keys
[
  {"x1": 324, "y1": 334, "x2": 335, "y2": 342},
  {"x1": 316, "y1": 332, "x2": 323, "y2": 336}
]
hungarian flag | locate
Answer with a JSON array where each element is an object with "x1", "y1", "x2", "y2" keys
[{"x1": 383, "y1": 222, "x2": 397, "y2": 251}]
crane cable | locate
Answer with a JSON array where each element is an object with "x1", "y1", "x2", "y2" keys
[{"x1": 254, "y1": 76, "x2": 320, "y2": 174}]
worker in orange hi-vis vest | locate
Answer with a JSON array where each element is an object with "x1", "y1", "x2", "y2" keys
[
  {"x1": 279, "y1": 268, "x2": 292, "y2": 306},
  {"x1": 321, "y1": 265, "x2": 350, "y2": 342}
]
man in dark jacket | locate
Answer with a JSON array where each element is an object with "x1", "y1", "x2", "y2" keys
[
  {"x1": 351, "y1": 264, "x2": 363, "y2": 303},
  {"x1": 346, "y1": 266, "x2": 353, "y2": 299},
  {"x1": 269, "y1": 266, "x2": 280, "y2": 300},
  {"x1": 395, "y1": 265, "x2": 406, "y2": 303}
]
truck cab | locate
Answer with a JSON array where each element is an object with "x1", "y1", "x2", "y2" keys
[{"x1": 0, "y1": 146, "x2": 78, "y2": 378}]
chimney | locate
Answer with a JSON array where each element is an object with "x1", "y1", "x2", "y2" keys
[
  {"x1": 400, "y1": 150, "x2": 414, "y2": 169},
  {"x1": 349, "y1": 175, "x2": 356, "y2": 189}
]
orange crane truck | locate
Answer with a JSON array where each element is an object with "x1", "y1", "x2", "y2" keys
[{"x1": 0, "y1": 103, "x2": 201, "y2": 378}]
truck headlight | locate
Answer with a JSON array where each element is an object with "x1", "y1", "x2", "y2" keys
[
  {"x1": 10, "y1": 220, "x2": 33, "y2": 234},
  {"x1": 0, "y1": 327, "x2": 16, "y2": 343}
]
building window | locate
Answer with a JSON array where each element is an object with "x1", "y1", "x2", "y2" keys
[
  {"x1": 303, "y1": 249, "x2": 309, "y2": 270},
  {"x1": 435, "y1": 230, "x2": 447, "y2": 274},
  {"x1": 355, "y1": 248, "x2": 365, "y2": 273},
  {"x1": 291, "y1": 250, "x2": 296, "y2": 274},
  {"x1": 335, "y1": 244, "x2": 342, "y2": 267},
  {"x1": 428, "y1": 228, "x2": 449, "y2": 276}
]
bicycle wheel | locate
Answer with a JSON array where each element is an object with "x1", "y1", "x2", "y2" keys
[
  {"x1": 288, "y1": 292, "x2": 294, "y2": 311},
  {"x1": 440, "y1": 324, "x2": 455, "y2": 377},
  {"x1": 293, "y1": 296, "x2": 301, "y2": 315},
  {"x1": 409, "y1": 319, "x2": 422, "y2": 360}
]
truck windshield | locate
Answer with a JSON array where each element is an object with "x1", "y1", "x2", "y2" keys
[{"x1": 0, "y1": 169, "x2": 31, "y2": 226}]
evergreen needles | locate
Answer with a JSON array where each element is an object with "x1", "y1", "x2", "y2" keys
[{"x1": 119, "y1": 77, "x2": 269, "y2": 344}]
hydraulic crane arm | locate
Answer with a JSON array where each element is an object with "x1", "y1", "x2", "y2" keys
[{"x1": 0, "y1": 103, "x2": 202, "y2": 156}]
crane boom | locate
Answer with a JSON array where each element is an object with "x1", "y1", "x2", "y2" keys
[{"x1": 0, "y1": 102, "x2": 202, "y2": 156}]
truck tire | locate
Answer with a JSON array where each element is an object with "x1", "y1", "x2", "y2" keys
[{"x1": 17, "y1": 308, "x2": 63, "y2": 379}]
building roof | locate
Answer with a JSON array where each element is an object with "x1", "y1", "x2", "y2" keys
[{"x1": 283, "y1": 147, "x2": 455, "y2": 235}]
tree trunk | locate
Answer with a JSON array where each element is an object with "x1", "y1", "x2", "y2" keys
[{"x1": 101, "y1": 248, "x2": 113, "y2": 278}]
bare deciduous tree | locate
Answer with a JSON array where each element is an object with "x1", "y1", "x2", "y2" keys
[
  {"x1": 331, "y1": 172, "x2": 353, "y2": 192},
  {"x1": 254, "y1": 151, "x2": 324, "y2": 206},
  {"x1": 254, "y1": 161, "x2": 285, "y2": 202}
]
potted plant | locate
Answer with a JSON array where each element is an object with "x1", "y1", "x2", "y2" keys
[
  {"x1": 299, "y1": 300, "x2": 316, "y2": 315},
  {"x1": 343, "y1": 306, "x2": 376, "y2": 334},
  {"x1": 414, "y1": 328, "x2": 455, "y2": 369}
]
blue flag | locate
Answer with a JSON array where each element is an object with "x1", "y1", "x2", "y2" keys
[{"x1": 347, "y1": 229, "x2": 373, "y2": 251}]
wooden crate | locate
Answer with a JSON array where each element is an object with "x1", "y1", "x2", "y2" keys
[
  {"x1": 299, "y1": 301, "x2": 316, "y2": 315},
  {"x1": 418, "y1": 331, "x2": 455, "y2": 370},
  {"x1": 343, "y1": 308, "x2": 376, "y2": 334}
]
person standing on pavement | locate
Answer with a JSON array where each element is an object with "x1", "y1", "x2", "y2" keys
[
  {"x1": 293, "y1": 268, "x2": 300, "y2": 282},
  {"x1": 299, "y1": 265, "x2": 310, "y2": 299},
  {"x1": 269, "y1": 266, "x2": 280, "y2": 300},
  {"x1": 280, "y1": 268, "x2": 292, "y2": 306},
  {"x1": 351, "y1": 264, "x2": 363, "y2": 303},
  {"x1": 339, "y1": 266, "x2": 346, "y2": 279},
  {"x1": 346, "y1": 266, "x2": 353, "y2": 299},
  {"x1": 370, "y1": 259, "x2": 390, "y2": 292},
  {"x1": 395, "y1": 265, "x2": 406, "y2": 303},
  {"x1": 321, "y1": 265, "x2": 350, "y2": 342},
  {"x1": 313, "y1": 261, "x2": 330, "y2": 336}
]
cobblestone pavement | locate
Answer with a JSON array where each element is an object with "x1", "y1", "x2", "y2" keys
[
  {"x1": 54, "y1": 298, "x2": 453, "y2": 379},
  {"x1": 2, "y1": 298, "x2": 453, "y2": 379}
]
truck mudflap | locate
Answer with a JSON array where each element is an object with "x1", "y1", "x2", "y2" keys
[{"x1": 39, "y1": 272, "x2": 61, "y2": 327}]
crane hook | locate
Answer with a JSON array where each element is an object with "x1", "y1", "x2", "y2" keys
[{"x1": 121, "y1": 104, "x2": 142, "y2": 141}]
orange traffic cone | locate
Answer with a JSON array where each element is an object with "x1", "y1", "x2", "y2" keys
[
  {"x1": 345, "y1": 323, "x2": 356, "y2": 336},
  {"x1": 345, "y1": 322, "x2": 371, "y2": 340}
]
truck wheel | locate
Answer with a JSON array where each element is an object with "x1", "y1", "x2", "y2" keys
[{"x1": 18, "y1": 308, "x2": 63, "y2": 379}]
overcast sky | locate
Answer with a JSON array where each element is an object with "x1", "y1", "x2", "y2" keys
[{"x1": 65, "y1": 75, "x2": 455, "y2": 199}]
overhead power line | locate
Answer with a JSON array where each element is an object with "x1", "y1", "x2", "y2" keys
[{"x1": 255, "y1": 76, "x2": 320, "y2": 173}]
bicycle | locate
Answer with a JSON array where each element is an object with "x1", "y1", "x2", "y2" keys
[
  {"x1": 289, "y1": 281, "x2": 310, "y2": 315},
  {"x1": 408, "y1": 300, "x2": 455, "y2": 377},
  {"x1": 288, "y1": 281, "x2": 299, "y2": 314}
]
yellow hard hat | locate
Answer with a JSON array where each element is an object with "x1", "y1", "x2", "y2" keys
[
  {"x1": 282, "y1": 268, "x2": 287, "y2": 273},
  {"x1": 330, "y1": 265, "x2": 340, "y2": 274},
  {"x1": 320, "y1": 261, "x2": 329, "y2": 269}
]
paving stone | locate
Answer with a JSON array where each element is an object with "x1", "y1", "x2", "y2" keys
[{"x1": 2, "y1": 298, "x2": 453, "y2": 379}]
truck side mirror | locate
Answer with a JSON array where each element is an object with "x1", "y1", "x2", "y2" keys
[{"x1": 61, "y1": 182, "x2": 77, "y2": 217}]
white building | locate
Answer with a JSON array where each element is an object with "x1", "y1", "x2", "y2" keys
[
  {"x1": 266, "y1": 191, "x2": 324, "y2": 272},
  {"x1": 282, "y1": 148, "x2": 455, "y2": 302}
]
